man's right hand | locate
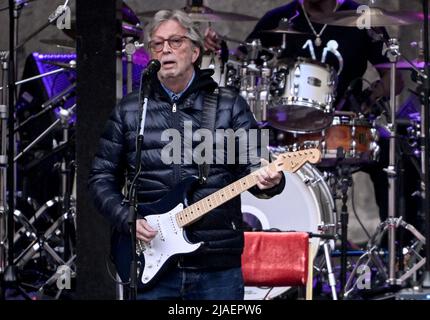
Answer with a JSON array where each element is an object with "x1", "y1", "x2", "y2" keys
[
  {"x1": 204, "y1": 27, "x2": 221, "y2": 52},
  {"x1": 136, "y1": 219, "x2": 158, "y2": 243}
]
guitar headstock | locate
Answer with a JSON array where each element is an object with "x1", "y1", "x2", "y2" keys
[{"x1": 272, "y1": 148, "x2": 322, "y2": 172}]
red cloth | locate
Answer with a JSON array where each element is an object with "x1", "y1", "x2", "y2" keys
[{"x1": 241, "y1": 232, "x2": 309, "y2": 286}]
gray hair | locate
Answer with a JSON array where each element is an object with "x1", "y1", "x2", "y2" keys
[{"x1": 148, "y1": 10, "x2": 204, "y2": 67}]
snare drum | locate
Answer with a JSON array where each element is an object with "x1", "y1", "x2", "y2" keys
[
  {"x1": 278, "y1": 112, "x2": 380, "y2": 166},
  {"x1": 268, "y1": 57, "x2": 337, "y2": 133},
  {"x1": 241, "y1": 163, "x2": 336, "y2": 300}
]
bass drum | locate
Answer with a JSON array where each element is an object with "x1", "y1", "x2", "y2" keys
[{"x1": 241, "y1": 163, "x2": 336, "y2": 300}]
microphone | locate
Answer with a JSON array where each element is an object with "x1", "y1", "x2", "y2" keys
[
  {"x1": 140, "y1": 59, "x2": 161, "y2": 100},
  {"x1": 142, "y1": 59, "x2": 161, "y2": 77}
]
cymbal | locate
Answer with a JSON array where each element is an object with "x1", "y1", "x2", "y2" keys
[
  {"x1": 261, "y1": 26, "x2": 311, "y2": 35},
  {"x1": 374, "y1": 59, "x2": 429, "y2": 70},
  {"x1": 61, "y1": 20, "x2": 143, "y2": 39},
  {"x1": 137, "y1": 5, "x2": 258, "y2": 22},
  {"x1": 40, "y1": 39, "x2": 75, "y2": 50},
  {"x1": 311, "y1": 7, "x2": 424, "y2": 27}
]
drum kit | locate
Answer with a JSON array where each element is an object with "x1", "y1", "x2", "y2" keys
[
  {"x1": 166, "y1": 2, "x2": 429, "y2": 299},
  {"x1": 0, "y1": 0, "x2": 429, "y2": 300}
]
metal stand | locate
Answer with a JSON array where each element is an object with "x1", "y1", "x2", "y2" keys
[
  {"x1": 337, "y1": 165, "x2": 353, "y2": 298},
  {"x1": 124, "y1": 38, "x2": 135, "y2": 95},
  {"x1": 343, "y1": 38, "x2": 427, "y2": 297},
  {"x1": 2, "y1": 0, "x2": 18, "y2": 300},
  {"x1": 12, "y1": 106, "x2": 76, "y2": 299},
  {"x1": 322, "y1": 240, "x2": 338, "y2": 300},
  {"x1": 420, "y1": 0, "x2": 430, "y2": 290},
  {"x1": 0, "y1": 51, "x2": 9, "y2": 283}
]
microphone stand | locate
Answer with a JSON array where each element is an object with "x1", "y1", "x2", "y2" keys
[
  {"x1": 1, "y1": 0, "x2": 18, "y2": 300},
  {"x1": 126, "y1": 76, "x2": 151, "y2": 300}
]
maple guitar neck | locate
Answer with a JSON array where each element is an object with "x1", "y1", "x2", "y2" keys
[{"x1": 176, "y1": 148, "x2": 321, "y2": 228}]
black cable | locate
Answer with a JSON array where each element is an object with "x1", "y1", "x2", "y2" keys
[{"x1": 105, "y1": 255, "x2": 130, "y2": 286}]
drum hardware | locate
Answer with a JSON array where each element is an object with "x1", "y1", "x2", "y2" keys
[
  {"x1": 262, "y1": 19, "x2": 312, "y2": 36},
  {"x1": 0, "y1": 66, "x2": 70, "y2": 92},
  {"x1": 332, "y1": 160, "x2": 354, "y2": 298},
  {"x1": 37, "y1": 253, "x2": 76, "y2": 299},
  {"x1": 14, "y1": 82, "x2": 76, "y2": 134},
  {"x1": 13, "y1": 197, "x2": 61, "y2": 245},
  {"x1": 310, "y1": 7, "x2": 427, "y2": 27},
  {"x1": 241, "y1": 162, "x2": 338, "y2": 300},
  {"x1": 267, "y1": 57, "x2": 337, "y2": 133},
  {"x1": 0, "y1": 51, "x2": 8, "y2": 276},
  {"x1": 124, "y1": 37, "x2": 136, "y2": 94},
  {"x1": 39, "y1": 39, "x2": 75, "y2": 50},
  {"x1": 375, "y1": 59, "x2": 429, "y2": 71},
  {"x1": 11, "y1": 104, "x2": 76, "y2": 297},
  {"x1": 275, "y1": 112, "x2": 380, "y2": 166},
  {"x1": 14, "y1": 210, "x2": 72, "y2": 268},
  {"x1": 41, "y1": 59, "x2": 77, "y2": 70},
  {"x1": 15, "y1": 0, "x2": 70, "y2": 51},
  {"x1": 263, "y1": 14, "x2": 307, "y2": 52},
  {"x1": 341, "y1": 28, "x2": 429, "y2": 296}
]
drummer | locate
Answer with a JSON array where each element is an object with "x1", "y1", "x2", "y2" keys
[
  {"x1": 205, "y1": 0, "x2": 405, "y2": 224},
  {"x1": 206, "y1": 0, "x2": 404, "y2": 111}
]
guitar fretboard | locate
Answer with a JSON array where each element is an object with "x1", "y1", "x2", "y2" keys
[
  {"x1": 175, "y1": 149, "x2": 319, "y2": 228},
  {"x1": 175, "y1": 164, "x2": 275, "y2": 227}
]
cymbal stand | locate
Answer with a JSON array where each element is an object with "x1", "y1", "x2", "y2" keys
[
  {"x1": 420, "y1": 0, "x2": 430, "y2": 290},
  {"x1": 344, "y1": 38, "x2": 426, "y2": 297},
  {"x1": 381, "y1": 38, "x2": 426, "y2": 286},
  {"x1": 12, "y1": 106, "x2": 76, "y2": 298},
  {"x1": 0, "y1": 51, "x2": 9, "y2": 280},
  {"x1": 57, "y1": 106, "x2": 76, "y2": 262}
]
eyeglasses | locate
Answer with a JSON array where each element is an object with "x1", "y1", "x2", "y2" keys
[{"x1": 149, "y1": 36, "x2": 190, "y2": 52}]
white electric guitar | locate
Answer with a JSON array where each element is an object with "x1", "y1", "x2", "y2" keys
[{"x1": 113, "y1": 148, "x2": 321, "y2": 288}]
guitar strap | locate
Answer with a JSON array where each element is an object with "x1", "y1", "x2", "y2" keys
[{"x1": 198, "y1": 88, "x2": 219, "y2": 184}]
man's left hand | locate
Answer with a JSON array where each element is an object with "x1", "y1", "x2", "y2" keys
[{"x1": 256, "y1": 158, "x2": 283, "y2": 190}]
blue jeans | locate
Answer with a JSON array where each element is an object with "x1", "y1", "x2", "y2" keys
[{"x1": 136, "y1": 266, "x2": 244, "y2": 300}]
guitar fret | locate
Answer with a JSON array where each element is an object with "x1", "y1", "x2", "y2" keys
[
  {"x1": 196, "y1": 201, "x2": 204, "y2": 217},
  {"x1": 184, "y1": 207, "x2": 193, "y2": 223},
  {"x1": 206, "y1": 196, "x2": 214, "y2": 211},
  {"x1": 209, "y1": 194, "x2": 218, "y2": 208},
  {"x1": 219, "y1": 189, "x2": 227, "y2": 203},
  {"x1": 215, "y1": 191, "x2": 222, "y2": 206},
  {"x1": 203, "y1": 198, "x2": 210, "y2": 212},
  {"x1": 224, "y1": 185, "x2": 231, "y2": 199}
]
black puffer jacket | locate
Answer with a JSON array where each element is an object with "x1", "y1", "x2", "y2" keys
[{"x1": 88, "y1": 69, "x2": 285, "y2": 269}]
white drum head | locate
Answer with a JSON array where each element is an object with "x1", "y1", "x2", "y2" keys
[{"x1": 241, "y1": 164, "x2": 334, "y2": 299}]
